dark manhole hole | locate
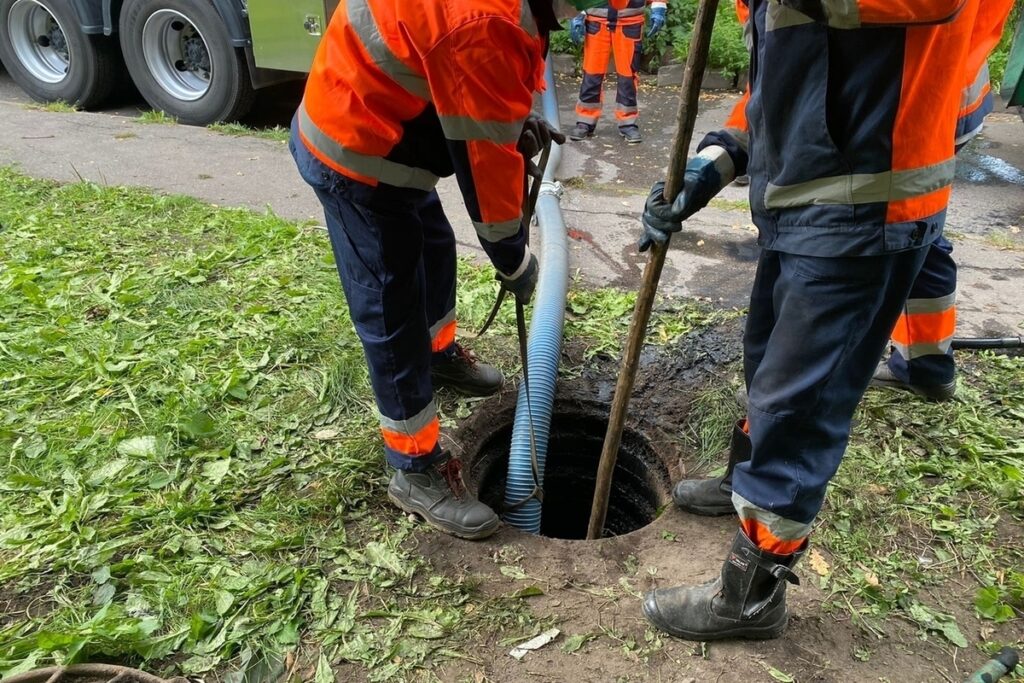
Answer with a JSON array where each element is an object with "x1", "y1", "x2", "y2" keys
[{"x1": 466, "y1": 411, "x2": 671, "y2": 540}]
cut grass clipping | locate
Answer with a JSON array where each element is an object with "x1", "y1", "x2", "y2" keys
[
  {"x1": 0, "y1": 168, "x2": 723, "y2": 680},
  {"x1": 1, "y1": 167, "x2": 1021, "y2": 680}
]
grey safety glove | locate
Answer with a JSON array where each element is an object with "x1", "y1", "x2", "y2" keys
[
  {"x1": 638, "y1": 146, "x2": 736, "y2": 252},
  {"x1": 498, "y1": 253, "x2": 539, "y2": 305},
  {"x1": 518, "y1": 113, "x2": 566, "y2": 178}
]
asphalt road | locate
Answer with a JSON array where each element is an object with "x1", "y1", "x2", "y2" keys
[{"x1": 2, "y1": 62, "x2": 1022, "y2": 338}]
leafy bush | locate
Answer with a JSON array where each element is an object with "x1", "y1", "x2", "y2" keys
[{"x1": 990, "y1": 5, "x2": 1021, "y2": 89}]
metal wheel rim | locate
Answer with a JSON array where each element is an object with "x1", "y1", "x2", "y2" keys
[
  {"x1": 7, "y1": 0, "x2": 70, "y2": 85},
  {"x1": 141, "y1": 8, "x2": 212, "y2": 102}
]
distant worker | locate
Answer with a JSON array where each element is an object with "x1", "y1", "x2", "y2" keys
[
  {"x1": 638, "y1": 0, "x2": 1014, "y2": 642},
  {"x1": 568, "y1": 0, "x2": 667, "y2": 144},
  {"x1": 871, "y1": 0, "x2": 1014, "y2": 402},
  {"x1": 289, "y1": 0, "x2": 589, "y2": 540}
]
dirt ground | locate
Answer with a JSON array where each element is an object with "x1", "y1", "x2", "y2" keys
[{"x1": 395, "y1": 324, "x2": 1019, "y2": 683}]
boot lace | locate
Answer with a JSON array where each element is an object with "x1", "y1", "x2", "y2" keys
[
  {"x1": 452, "y1": 343, "x2": 478, "y2": 366},
  {"x1": 437, "y1": 457, "x2": 467, "y2": 499}
]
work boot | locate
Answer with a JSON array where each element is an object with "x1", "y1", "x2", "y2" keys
[
  {"x1": 431, "y1": 343, "x2": 503, "y2": 397},
  {"x1": 869, "y1": 361, "x2": 956, "y2": 401},
  {"x1": 619, "y1": 125, "x2": 643, "y2": 144},
  {"x1": 388, "y1": 453, "x2": 500, "y2": 540},
  {"x1": 672, "y1": 419, "x2": 750, "y2": 516},
  {"x1": 642, "y1": 529, "x2": 805, "y2": 640},
  {"x1": 732, "y1": 174, "x2": 750, "y2": 186},
  {"x1": 568, "y1": 122, "x2": 595, "y2": 141}
]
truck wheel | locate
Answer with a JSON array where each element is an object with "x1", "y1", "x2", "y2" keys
[
  {"x1": 119, "y1": 0, "x2": 254, "y2": 125},
  {"x1": 0, "y1": 0, "x2": 118, "y2": 108}
]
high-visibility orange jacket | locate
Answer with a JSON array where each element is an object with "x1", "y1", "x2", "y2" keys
[
  {"x1": 702, "y1": 0, "x2": 1011, "y2": 257},
  {"x1": 297, "y1": 0, "x2": 558, "y2": 274}
]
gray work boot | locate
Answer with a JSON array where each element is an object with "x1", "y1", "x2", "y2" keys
[
  {"x1": 388, "y1": 453, "x2": 500, "y2": 540},
  {"x1": 869, "y1": 361, "x2": 955, "y2": 401},
  {"x1": 568, "y1": 122, "x2": 595, "y2": 141},
  {"x1": 643, "y1": 529, "x2": 805, "y2": 641},
  {"x1": 619, "y1": 125, "x2": 642, "y2": 144},
  {"x1": 672, "y1": 419, "x2": 750, "y2": 516},
  {"x1": 431, "y1": 343, "x2": 504, "y2": 397}
]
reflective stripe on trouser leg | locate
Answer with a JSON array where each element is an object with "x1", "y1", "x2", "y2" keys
[
  {"x1": 887, "y1": 236, "x2": 957, "y2": 386},
  {"x1": 419, "y1": 191, "x2": 458, "y2": 355},
  {"x1": 734, "y1": 247, "x2": 930, "y2": 546},
  {"x1": 576, "y1": 17, "x2": 612, "y2": 126},
  {"x1": 299, "y1": 147, "x2": 443, "y2": 472},
  {"x1": 612, "y1": 16, "x2": 643, "y2": 126}
]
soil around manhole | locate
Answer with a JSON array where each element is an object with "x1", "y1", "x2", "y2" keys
[{"x1": 465, "y1": 409, "x2": 671, "y2": 540}]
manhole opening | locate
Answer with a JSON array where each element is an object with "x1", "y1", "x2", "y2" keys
[{"x1": 466, "y1": 412, "x2": 671, "y2": 540}]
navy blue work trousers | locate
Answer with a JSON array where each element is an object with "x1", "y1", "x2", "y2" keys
[
  {"x1": 290, "y1": 125, "x2": 455, "y2": 472},
  {"x1": 734, "y1": 247, "x2": 930, "y2": 529}
]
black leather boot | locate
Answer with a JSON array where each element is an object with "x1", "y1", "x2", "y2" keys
[
  {"x1": 430, "y1": 343, "x2": 504, "y2": 397},
  {"x1": 870, "y1": 361, "x2": 956, "y2": 401},
  {"x1": 388, "y1": 453, "x2": 500, "y2": 540},
  {"x1": 643, "y1": 529, "x2": 805, "y2": 640},
  {"x1": 672, "y1": 419, "x2": 750, "y2": 515}
]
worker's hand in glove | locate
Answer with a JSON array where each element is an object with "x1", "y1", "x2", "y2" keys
[
  {"x1": 647, "y1": 5, "x2": 667, "y2": 37},
  {"x1": 518, "y1": 113, "x2": 566, "y2": 179},
  {"x1": 498, "y1": 253, "x2": 539, "y2": 305},
  {"x1": 639, "y1": 146, "x2": 735, "y2": 252},
  {"x1": 570, "y1": 13, "x2": 586, "y2": 45}
]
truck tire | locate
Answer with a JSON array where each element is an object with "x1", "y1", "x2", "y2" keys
[
  {"x1": 118, "y1": 0, "x2": 254, "y2": 124},
  {"x1": 0, "y1": 0, "x2": 118, "y2": 108}
]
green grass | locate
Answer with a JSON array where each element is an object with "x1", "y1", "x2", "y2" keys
[
  {"x1": 207, "y1": 123, "x2": 290, "y2": 143},
  {"x1": 0, "y1": 168, "x2": 728, "y2": 680},
  {"x1": 2, "y1": 167, "x2": 1021, "y2": 679},
  {"x1": 23, "y1": 100, "x2": 77, "y2": 113},
  {"x1": 136, "y1": 110, "x2": 177, "y2": 125}
]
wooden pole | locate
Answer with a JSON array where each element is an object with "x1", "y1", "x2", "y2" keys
[{"x1": 586, "y1": 0, "x2": 721, "y2": 540}]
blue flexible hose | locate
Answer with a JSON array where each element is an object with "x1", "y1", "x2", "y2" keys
[{"x1": 503, "y1": 57, "x2": 569, "y2": 533}]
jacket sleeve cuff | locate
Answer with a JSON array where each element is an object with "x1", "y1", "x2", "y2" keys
[
  {"x1": 479, "y1": 224, "x2": 529, "y2": 276},
  {"x1": 698, "y1": 130, "x2": 749, "y2": 178}
]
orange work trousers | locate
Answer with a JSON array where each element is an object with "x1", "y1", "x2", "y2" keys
[{"x1": 575, "y1": 14, "x2": 644, "y2": 128}]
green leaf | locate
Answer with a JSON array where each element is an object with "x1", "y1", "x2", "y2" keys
[
  {"x1": 215, "y1": 590, "x2": 235, "y2": 616},
  {"x1": 763, "y1": 665, "x2": 795, "y2": 682},
  {"x1": 315, "y1": 653, "x2": 334, "y2": 683},
  {"x1": 364, "y1": 541, "x2": 408, "y2": 577},
  {"x1": 91, "y1": 566, "x2": 111, "y2": 584},
  {"x1": 92, "y1": 582, "x2": 115, "y2": 606},
  {"x1": 202, "y1": 458, "x2": 232, "y2": 485},
  {"x1": 510, "y1": 585, "x2": 544, "y2": 599},
  {"x1": 561, "y1": 633, "x2": 597, "y2": 654},
  {"x1": 183, "y1": 411, "x2": 217, "y2": 438},
  {"x1": 117, "y1": 435, "x2": 158, "y2": 457},
  {"x1": 938, "y1": 619, "x2": 967, "y2": 648},
  {"x1": 499, "y1": 565, "x2": 529, "y2": 580},
  {"x1": 88, "y1": 457, "x2": 129, "y2": 485},
  {"x1": 148, "y1": 471, "x2": 174, "y2": 489}
]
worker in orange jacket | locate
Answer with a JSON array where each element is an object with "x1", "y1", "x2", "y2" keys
[
  {"x1": 638, "y1": 0, "x2": 1013, "y2": 641},
  {"x1": 871, "y1": 0, "x2": 1014, "y2": 401},
  {"x1": 568, "y1": 0, "x2": 667, "y2": 143},
  {"x1": 289, "y1": 0, "x2": 606, "y2": 540}
]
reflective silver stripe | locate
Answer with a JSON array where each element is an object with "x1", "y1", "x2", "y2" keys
[
  {"x1": 904, "y1": 292, "x2": 956, "y2": 315},
  {"x1": 892, "y1": 339, "x2": 953, "y2": 360},
  {"x1": 955, "y1": 123, "x2": 984, "y2": 147},
  {"x1": 438, "y1": 115, "x2": 522, "y2": 144},
  {"x1": 575, "y1": 100, "x2": 601, "y2": 124},
  {"x1": 616, "y1": 105, "x2": 639, "y2": 114},
  {"x1": 766, "y1": 2, "x2": 815, "y2": 31},
  {"x1": 725, "y1": 127, "x2": 750, "y2": 155},
  {"x1": 347, "y1": 0, "x2": 430, "y2": 100},
  {"x1": 742, "y1": 10, "x2": 754, "y2": 51},
  {"x1": 961, "y1": 64, "x2": 990, "y2": 109},
  {"x1": 298, "y1": 103, "x2": 439, "y2": 191},
  {"x1": 380, "y1": 400, "x2": 437, "y2": 435},
  {"x1": 474, "y1": 217, "x2": 522, "y2": 242},
  {"x1": 733, "y1": 493, "x2": 813, "y2": 541},
  {"x1": 820, "y1": 0, "x2": 861, "y2": 28},
  {"x1": 429, "y1": 308, "x2": 456, "y2": 340},
  {"x1": 586, "y1": 6, "x2": 646, "y2": 17},
  {"x1": 764, "y1": 159, "x2": 955, "y2": 209}
]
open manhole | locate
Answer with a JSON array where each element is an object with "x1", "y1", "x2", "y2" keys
[{"x1": 465, "y1": 411, "x2": 672, "y2": 539}]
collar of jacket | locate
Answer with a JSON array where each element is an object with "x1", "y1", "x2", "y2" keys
[{"x1": 527, "y1": 0, "x2": 563, "y2": 33}]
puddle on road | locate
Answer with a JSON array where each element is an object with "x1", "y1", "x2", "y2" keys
[{"x1": 955, "y1": 152, "x2": 1024, "y2": 185}]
